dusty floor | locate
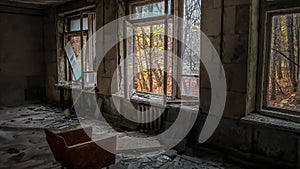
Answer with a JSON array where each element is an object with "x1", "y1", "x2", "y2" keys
[{"x1": 0, "y1": 103, "x2": 244, "y2": 169}]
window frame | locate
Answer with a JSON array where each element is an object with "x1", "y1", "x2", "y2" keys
[
  {"x1": 62, "y1": 10, "x2": 97, "y2": 89},
  {"x1": 126, "y1": 0, "x2": 176, "y2": 99},
  {"x1": 124, "y1": 0, "x2": 200, "y2": 100},
  {"x1": 257, "y1": 0, "x2": 300, "y2": 122}
]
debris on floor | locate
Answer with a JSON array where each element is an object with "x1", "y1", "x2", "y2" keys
[
  {"x1": 0, "y1": 103, "x2": 80, "y2": 130},
  {"x1": 0, "y1": 103, "x2": 244, "y2": 169},
  {"x1": 111, "y1": 150, "x2": 243, "y2": 169}
]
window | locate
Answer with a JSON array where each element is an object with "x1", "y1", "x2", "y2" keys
[
  {"x1": 130, "y1": 0, "x2": 170, "y2": 20},
  {"x1": 265, "y1": 11, "x2": 300, "y2": 112},
  {"x1": 63, "y1": 11, "x2": 97, "y2": 89},
  {"x1": 181, "y1": 0, "x2": 201, "y2": 97},
  {"x1": 123, "y1": 0, "x2": 201, "y2": 100},
  {"x1": 259, "y1": 0, "x2": 300, "y2": 119}
]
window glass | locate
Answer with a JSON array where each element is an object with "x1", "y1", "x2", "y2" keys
[
  {"x1": 266, "y1": 12, "x2": 300, "y2": 111},
  {"x1": 181, "y1": 76, "x2": 199, "y2": 97},
  {"x1": 62, "y1": 12, "x2": 96, "y2": 86},
  {"x1": 133, "y1": 24, "x2": 170, "y2": 95},
  {"x1": 181, "y1": 0, "x2": 201, "y2": 97},
  {"x1": 70, "y1": 19, "x2": 80, "y2": 31},
  {"x1": 131, "y1": 1, "x2": 171, "y2": 20},
  {"x1": 83, "y1": 18, "x2": 88, "y2": 30},
  {"x1": 126, "y1": 24, "x2": 135, "y2": 96},
  {"x1": 70, "y1": 17, "x2": 88, "y2": 32}
]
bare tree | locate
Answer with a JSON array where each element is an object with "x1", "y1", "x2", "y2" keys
[{"x1": 286, "y1": 15, "x2": 298, "y2": 91}]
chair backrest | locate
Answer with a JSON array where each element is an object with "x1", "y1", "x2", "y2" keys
[
  {"x1": 96, "y1": 136, "x2": 117, "y2": 155},
  {"x1": 44, "y1": 129, "x2": 67, "y2": 162},
  {"x1": 57, "y1": 127, "x2": 92, "y2": 146}
]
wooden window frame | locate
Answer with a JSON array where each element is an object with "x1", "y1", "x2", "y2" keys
[
  {"x1": 126, "y1": 0, "x2": 175, "y2": 100},
  {"x1": 124, "y1": 0, "x2": 200, "y2": 101},
  {"x1": 257, "y1": 0, "x2": 300, "y2": 122},
  {"x1": 63, "y1": 10, "x2": 96, "y2": 89}
]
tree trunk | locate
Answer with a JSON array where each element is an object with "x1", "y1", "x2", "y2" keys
[
  {"x1": 277, "y1": 17, "x2": 283, "y2": 79},
  {"x1": 286, "y1": 15, "x2": 297, "y2": 91},
  {"x1": 271, "y1": 17, "x2": 279, "y2": 100}
]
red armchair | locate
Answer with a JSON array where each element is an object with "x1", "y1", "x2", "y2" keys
[{"x1": 44, "y1": 127, "x2": 116, "y2": 169}]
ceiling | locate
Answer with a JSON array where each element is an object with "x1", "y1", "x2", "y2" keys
[{"x1": 1, "y1": 0, "x2": 73, "y2": 7}]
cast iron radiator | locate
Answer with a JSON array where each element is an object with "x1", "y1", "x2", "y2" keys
[{"x1": 137, "y1": 104, "x2": 165, "y2": 131}]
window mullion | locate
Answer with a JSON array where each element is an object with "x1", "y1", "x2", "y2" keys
[
  {"x1": 163, "y1": 0, "x2": 169, "y2": 100},
  {"x1": 80, "y1": 11, "x2": 84, "y2": 89},
  {"x1": 175, "y1": 0, "x2": 184, "y2": 99},
  {"x1": 123, "y1": 21, "x2": 128, "y2": 98},
  {"x1": 150, "y1": 25, "x2": 153, "y2": 93}
]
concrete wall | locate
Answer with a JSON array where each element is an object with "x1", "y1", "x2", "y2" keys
[
  {"x1": 197, "y1": 0, "x2": 300, "y2": 168},
  {"x1": 44, "y1": 7, "x2": 60, "y2": 103},
  {"x1": 0, "y1": 4, "x2": 45, "y2": 105},
  {"x1": 95, "y1": 0, "x2": 121, "y2": 116},
  {"x1": 201, "y1": 0, "x2": 250, "y2": 118}
]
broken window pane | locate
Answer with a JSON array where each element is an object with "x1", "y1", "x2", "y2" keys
[
  {"x1": 62, "y1": 12, "x2": 96, "y2": 86},
  {"x1": 70, "y1": 35, "x2": 87, "y2": 80}
]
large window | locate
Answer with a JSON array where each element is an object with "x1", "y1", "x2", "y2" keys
[
  {"x1": 260, "y1": 0, "x2": 300, "y2": 119},
  {"x1": 123, "y1": 0, "x2": 201, "y2": 100},
  {"x1": 265, "y1": 12, "x2": 300, "y2": 112},
  {"x1": 63, "y1": 11, "x2": 97, "y2": 89}
]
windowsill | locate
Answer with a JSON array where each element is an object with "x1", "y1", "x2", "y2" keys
[
  {"x1": 242, "y1": 113, "x2": 300, "y2": 134},
  {"x1": 55, "y1": 82, "x2": 96, "y2": 93},
  {"x1": 112, "y1": 93, "x2": 199, "y2": 109}
]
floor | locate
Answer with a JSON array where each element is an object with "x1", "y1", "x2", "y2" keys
[{"x1": 0, "y1": 103, "x2": 244, "y2": 169}]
